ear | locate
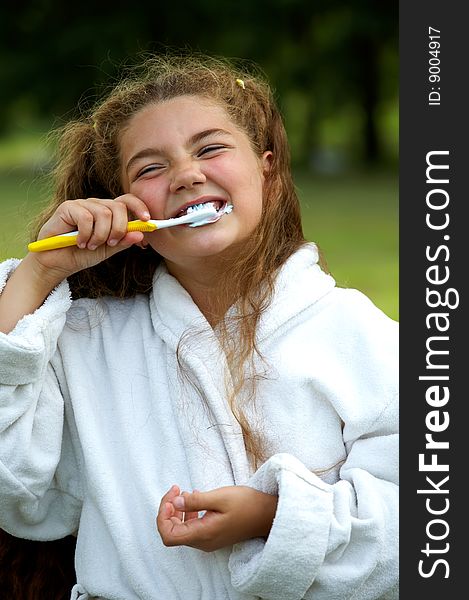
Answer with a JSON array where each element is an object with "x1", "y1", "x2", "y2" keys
[{"x1": 261, "y1": 151, "x2": 273, "y2": 175}]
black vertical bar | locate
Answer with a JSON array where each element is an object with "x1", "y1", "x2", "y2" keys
[{"x1": 400, "y1": 1, "x2": 466, "y2": 596}]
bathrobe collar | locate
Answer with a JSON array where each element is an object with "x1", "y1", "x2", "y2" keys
[{"x1": 149, "y1": 243, "x2": 335, "y2": 347}]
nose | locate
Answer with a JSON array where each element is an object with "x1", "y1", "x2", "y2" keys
[{"x1": 169, "y1": 159, "x2": 206, "y2": 194}]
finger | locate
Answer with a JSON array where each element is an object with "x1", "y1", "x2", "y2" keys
[
  {"x1": 58, "y1": 199, "x2": 113, "y2": 250},
  {"x1": 173, "y1": 489, "x2": 187, "y2": 522},
  {"x1": 85, "y1": 202, "x2": 114, "y2": 250},
  {"x1": 75, "y1": 213, "x2": 95, "y2": 249},
  {"x1": 158, "y1": 502, "x2": 198, "y2": 545},
  {"x1": 182, "y1": 490, "x2": 200, "y2": 521},
  {"x1": 171, "y1": 488, "x2": 226, "y2": 514},
  {"x1": 116, "y1": 231, "x2": 145, "y2": 248},
  {"x1": 93, "y1": 195, "x2": 150, "y2": 248},
  {"x1": 168, "y1": 510, "x2": 209, "y2": 539},
  {"x1": 157, "y1": 501, "x2": 177, "y2": 540},
  {"x1": 114, "y1": 193, "x2": 151, "y2": 221},
  {"x1": 56, "y1": 201, "x2": 95, "y2": 249},
  {"x1": 157, "y1": 485, "x2": 185, "y2": 526},
  {"x1": 159, "y1": 506, "x2": 225, "y2": 550},
  {"x1": 59, "y1": 197, "x2": 137, "y2": 250},
  {"x1": 161, "y1": 501, "x2": 175, "y2": 520},
  {"x1": 93, "y1": 231, "x2": 145, "y2": 261},
  {"x1": 106, "y1": 194, "x2": 153, "y2": 247},
  {"x1": 99, "y1": 200, "x2": 129, "y2": 247},
  {"x1": 158, "y1": 485, "x2": 181, "y2": 514}
]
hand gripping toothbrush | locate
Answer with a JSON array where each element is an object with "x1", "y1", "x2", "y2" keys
[{"x1": 28, "y1": 202, "x2": 233, "y2": 252}]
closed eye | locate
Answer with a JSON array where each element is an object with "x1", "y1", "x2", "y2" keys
[
  {"x1": 136, "y1": 164, "x2": 164, "y2": 179},
  {"x1": 197, "y1": 144, "x2": 227, "y2": 157}
]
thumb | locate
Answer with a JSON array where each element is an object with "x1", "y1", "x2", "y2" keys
[
  {"x1": 106, "y1": 231, "x2": 144, "y2": 256},
  {"x1": 172, "y1": 489, "x2": 225, "y2": 513},
  {"x1": 90, "y1": 231, "x2": 144, "y2": 264}
]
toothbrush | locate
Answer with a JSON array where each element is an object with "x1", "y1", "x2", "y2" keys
[{"x1": 28, "y1": 204, "x2": 229, "y2": 252}]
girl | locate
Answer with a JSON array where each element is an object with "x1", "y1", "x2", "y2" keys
[{"x1": 0, "y1": 54, "x2": 398, "y2": 599}]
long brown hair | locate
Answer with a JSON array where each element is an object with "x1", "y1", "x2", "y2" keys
[
  {"x1": 0, "y1": 528, "x2": 76, "y2": 598},
  {"x1": 32, "y1": 53, "x2": 312, "y2": 464}
]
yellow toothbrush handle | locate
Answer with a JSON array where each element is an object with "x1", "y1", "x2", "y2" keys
[
  {"x1": 28, "y1": 234, "x2": 79, "y2": 252},
  {"x1": 126, "y1": 220, "x2": 157, "y2": 232},
  {"x1": 28, "y1": 220, "x2": 157, "y2": 253}
]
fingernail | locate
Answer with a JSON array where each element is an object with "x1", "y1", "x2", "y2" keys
[
  {"x1": 88, "y1": 244, "x2": 97, "y2": 251},
  {"x1": 142, "y1": 211, "x2": 151, "y2": 219},
  {"x1": 173, "y1": 496, "x2": 185, "y2": 510},
  {"x1": 108, "y1": 239, "x2": 118, "y2": 246}
]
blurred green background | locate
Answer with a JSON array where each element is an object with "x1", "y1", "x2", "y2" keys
[{"x1": 0, "y1": 0, "x2": 398, "y2": 320}]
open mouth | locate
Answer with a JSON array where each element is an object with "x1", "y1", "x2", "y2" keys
[{"x1": 175, "y1": 199, "x2": 227, "y2": 218}]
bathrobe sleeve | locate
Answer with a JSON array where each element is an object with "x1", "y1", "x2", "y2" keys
[
  {"x1": 0, "y1": 259, "x2": 82, "y2": 540},
  {"x1": 228, "y1": 290, "x2": 399, "y2": 600}
]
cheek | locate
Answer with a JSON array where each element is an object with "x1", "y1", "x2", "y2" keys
[
  {"x1": 243, "y1": 173, "x2": 265, "y2": 219},
  {"x1": 235, "y1": 195, "x2": 263, "y2": 233},
  {"x1": 129, "y1": 180, "x2": 166, "y2": 216},
  {"x1": 249, "y1": 199, "x2": 264, "y2": 227}
]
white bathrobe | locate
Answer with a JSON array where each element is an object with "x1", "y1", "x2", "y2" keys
[{"x1": 0, "y1": 244, "x2": 398, "y2": 600}]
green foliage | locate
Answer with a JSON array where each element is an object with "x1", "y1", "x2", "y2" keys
[
  {"x1": 297, "y1": 170, "x2": 398, "y2": 320},
  {"x1": 0, "y1": 171, "x2": 50, "y2": 259},
  {"x1": 0, "y1": 1, "x2": 397, "y2": 167}
]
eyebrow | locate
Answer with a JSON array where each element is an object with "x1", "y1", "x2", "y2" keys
[{"x1": 125, "y1": 128, "x2": 233, "y2": 173}]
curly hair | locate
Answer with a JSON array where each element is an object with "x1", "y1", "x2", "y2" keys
[{"x1": 31, "y1": 51, "x2": 312, "y2": 465}]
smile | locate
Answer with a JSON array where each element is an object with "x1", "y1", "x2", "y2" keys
[
  {"x1": 174, "y1": 199, "x2": 227, "y2": 218},
  {"x1": 187, "y1": 201, "x2": 234, "y2": 228}
]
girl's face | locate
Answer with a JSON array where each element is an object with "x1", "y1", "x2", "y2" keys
[{"x1": 120, "y1": 96, "x2": 271, "y2": 269}]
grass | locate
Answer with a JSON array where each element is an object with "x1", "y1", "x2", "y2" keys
[
  {"x1": 0, "y1": 170, "x2": 51, "y2": 258},
  {"x1": 296, "y1": 170, "x2": 398, "y2": 321},
  {"x1": 0, "y1": 167, "x2": 398, "y2": 321}
]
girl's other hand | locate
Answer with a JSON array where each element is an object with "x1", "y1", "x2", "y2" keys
[
  {"x1": 29, "y1": 194, "x2": 151, "y2": 284},
  {"x1": 156, "y1": 485, "x2": 278, "y2": 552}
]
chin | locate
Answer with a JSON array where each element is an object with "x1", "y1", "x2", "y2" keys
[
  {"x1": 184, "y1": 234, "x2": 238, "y2": 257},
  {"x1": 151, "y1": 228, "x2": 236, "y2": 259}
]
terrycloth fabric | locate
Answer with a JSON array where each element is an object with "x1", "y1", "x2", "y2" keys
[{"x1": 0, "y1": 244, "x2": 398, "y2": 600}]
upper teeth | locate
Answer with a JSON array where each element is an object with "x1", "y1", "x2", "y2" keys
[
  {"x1": 186, "y1": 202, "x2": 215, "y2": 214},
  {"x1": 188, "y1": 202, "x2": 234, "y2": 228}
]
